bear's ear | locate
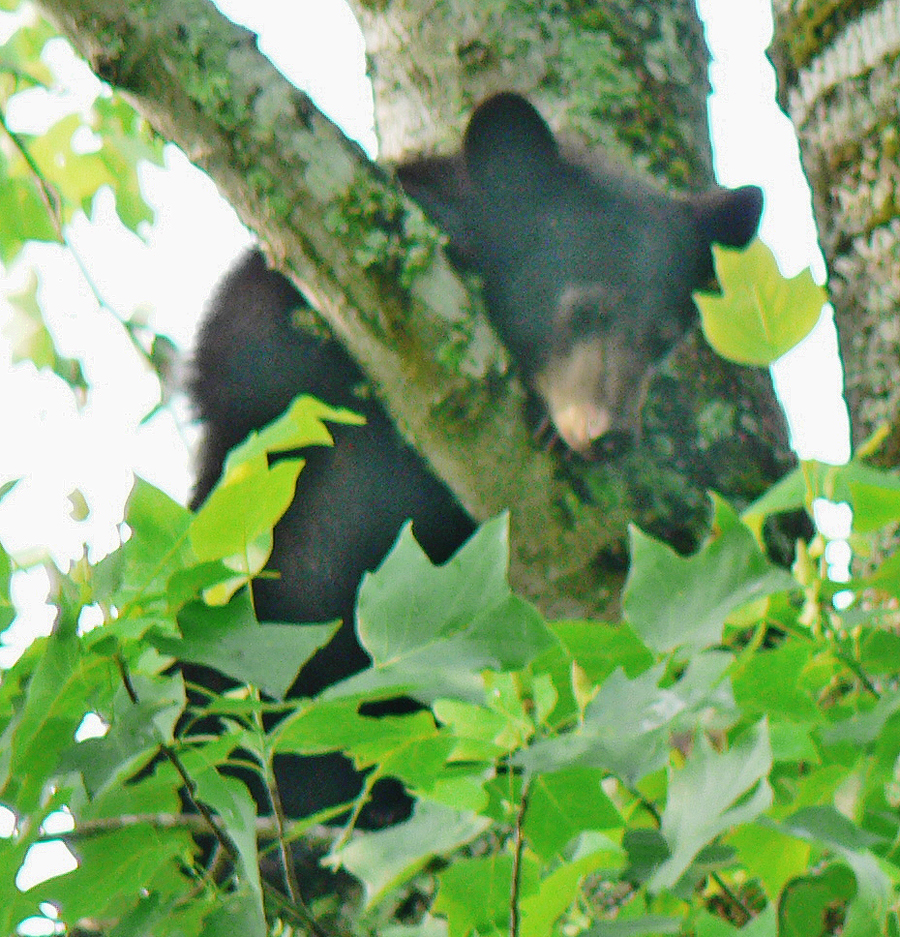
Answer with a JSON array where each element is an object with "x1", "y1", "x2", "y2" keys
[
  {"x1": 691, "y1": 184, "x2": 764, "y2": 249},
  {"x1": 463, "y1": 92, "x2": 560, "y2": 191}
]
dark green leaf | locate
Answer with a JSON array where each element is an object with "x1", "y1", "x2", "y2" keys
[
  {"x1": 61, "y1": 674, "x2": 183, "y2": 796},
  {"x1": 518, "y1": 665, "x2": 679, "y2": 783},
  {"x1": 651, "y1": 721, "x2": 773, "y2": 890},
  {"x1": 624, "y1": 497, "x2": 795, "y2": 653},
  {"x1": 191, "y1": 771, "x2": 265, "y2": 935},
  {"x1": 778, "y1": 864, "x2": 854, "y2": 937},
  {"x1": 332, "y1": 802, "x2": 490, "y2": 903},
  {"x1": 0, "y1": 623, "x2": 117, "y2": 813},
  {"x1": 330, "y1": 516, "x2": 554, "y2": 703},
  {"x1": 158, "y1": 591, "x2": 337, "y2": 699},
  {"x1": 780, "y1": 806, "x2": 882, "y2": 852}
]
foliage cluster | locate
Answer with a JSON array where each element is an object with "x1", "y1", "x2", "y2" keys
[{"x1": 2, "y1": 398, "x2": 900, "y2": 937}]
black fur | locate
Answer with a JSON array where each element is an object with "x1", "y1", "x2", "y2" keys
[{"x1": 189, "y1": 93, "x2": 763, "y2": 823}]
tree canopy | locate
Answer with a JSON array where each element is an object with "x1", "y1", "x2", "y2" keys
[{"x1": 1, "y1": 1, "x2": 899, "y2": 936}]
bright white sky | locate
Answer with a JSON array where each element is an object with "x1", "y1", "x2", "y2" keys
[{"x1": 0, "y1": 0, "x2": 855, "y2": 913}]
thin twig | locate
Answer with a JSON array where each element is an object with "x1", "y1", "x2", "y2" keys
[
  {"x1": 115, "y1": 654, "x2": 238, "y2": 865},
  {"x1": 510, "y1": 783, "x2": 529, "y2": 937},
  {"x1": 250, "y1": 688, "x2": 303, "y2": 906},
  {"x1": 711, "y1": 871, "x2": 753, "y2": 926}
]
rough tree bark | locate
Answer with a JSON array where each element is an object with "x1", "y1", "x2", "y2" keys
[
  {"x1": 771, "y1": 0, "x2": 900, "y2": 461},
  {"x1": 35, "y1": 0, "x2": 793, "y2": 616}
]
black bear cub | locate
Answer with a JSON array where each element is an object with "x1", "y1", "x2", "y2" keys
[{"x1": 190, "y1": 92, "x2": 763, "y2": 824}]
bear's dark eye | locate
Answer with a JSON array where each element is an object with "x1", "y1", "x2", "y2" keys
[
  {"x1": 568, "y1": 298, "x2": 598, "y2": 335},
  {"x1": 557, "y1": 284, "x2": 612, "y2": 338}
]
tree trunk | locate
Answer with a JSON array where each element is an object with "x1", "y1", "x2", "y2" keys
[
  {"x1": 771, "y1": 0, "x2": 900, "y2": 461},
  {"x1": 35, "y1": 0, "x2": 793, "y2": 616},
  {"x1": 349, "y1": 0, "x2": 715, "y2": 190}
]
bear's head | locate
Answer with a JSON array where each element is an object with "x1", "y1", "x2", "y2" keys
[{"x1": 398, "y1": 92, "x2": 763, "y2": 453}]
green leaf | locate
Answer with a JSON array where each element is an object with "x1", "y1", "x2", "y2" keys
[
  {"x1": 89, "y1": 95, "x2": 164, "y2": 232},
  {"x1": 624, "y1": 497, "x2": 795, "y2": 653},
  {"x1": 0, "y1": 622, "x2": 117, "y2": 813},
  {"x1": 18, "y1": 99, "x2": 162, "y2": 234},
  {"x1": 780, "y1": 806, "x2": 882, "y2": 852},
  {"x1": 190, "y1": 457, "x2": 302, "y2": 571},
  {"x1": 695, "y1": 239, "x2": 825, "y2": 366},
  {"x1": 520, "y1": 843, "x2": 625, "y2": 937},
  {"x1": 819, "y1": 693, "x2": 900, "y2": 748},
  {"x1": 840, "y1": 851, "x2": 895, "y2": 937},
  {"x1": 860, "y1": 629, "x2": 900, "y2": 674},
  {"x1": 727, "y1": 823, "x2": 810, "y2": 900},
  {"x1": 650, "y1": 721, "x2": 773, "y2": 891},
  {"x1": 334, "y1": 515, "x2": 555, "y2": 702},
  {"x1": 693, "y1": 906, "x2": 777, "y2": 936},
  {"x1": 190, "y1": 396, "x2": 365, "y2": 602},
  {"x1": 0, "y1": 175, "x2": 60, "y2": 262},
  {"x1": 518, "y1": 656, "x2": 732, "y2": 784},
  {"x1": 431, "y1": 699, "x2": 519, "y2": 761},
  {"x1": 331, "y1": 802, "x2": 490, "y2": 905},
  {"x1": 190, "y1": 771, "x2": 265, "y2": 935},
  {"x1": 105, "y1": 477, "x2": 193, "y2": 615},
  {"x1": 523, "y1": 767, "x2": 622, "y2": 860},
  {"x1": 842, "y1": 462, "x2": 900, "y2": 533},
  {"x1": 740, "y1": 463, "x2": 809, "y2": 542},
  {"x1": 433, "y1": 851, "x2": 538, "y2": 937},
  {"x1": 581, "y1": 918, "x2": 682, "y2": 936},
  {"x1": 778, "y1": 864, "x2": 855, "y2": 937},
  {"x1": 549, "y1": 619, "x2": 653, "y2": 684},
  {"x1": 28, "y1": 823, "x2": 189, "y2": 925},
  {"x1": 201, "y1": 889, "x2": 270, "y2": 937},
  {"x1": 276, "y1": 703, "x2": 455, "y2": 798},
  {"x1": 0, "y1": 836, "x2": 46, "y2": 937},
  {"x1": 157, "y1": 590, "x2": 337, "y2": 699},
  {"x1": 2, "y1": 272, "x2": 87, "y2": 391},
  {"x1": 230, "y1": 393, "x2": 364, "y2": 464},
  {"x1": 0, "y1": 536, "x2": 13, "y2": 631},
  {"x1": 732, "y1": 640, "x2": 820, "y2": 722},
  {"x1": 61, "y1": 674, "x2": 183, "y2": 796},
  {"x1": 0, "y1": 19, "x2": 54, "y2": 87}
]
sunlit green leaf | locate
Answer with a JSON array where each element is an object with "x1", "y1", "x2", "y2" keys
[
  {"x1": 695, "y1": 239, "x2": 825, "y2": 365},
  {"x1": 3, "y1": 273, "x2": 87, "y2": 391},
  {"x1": 728, "y1": 823, "x2": 810, "y2": 899},
  {"x1": 524, "y1": 767, "x2": 622, "y2": 860},
  {"x1": 433, "y1": 851, "x2": 538, "y2": 937}
]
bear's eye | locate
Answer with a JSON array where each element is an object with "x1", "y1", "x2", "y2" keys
[
  {"x1": 557, "y1": 283, "x2": 617, "y2": 339},
  {"x1": 558, "y1": 285, "x2": 606, "y2": 338},
  {"x1": 568, "y1": 297, "x2": 598, "y2": 335}
]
